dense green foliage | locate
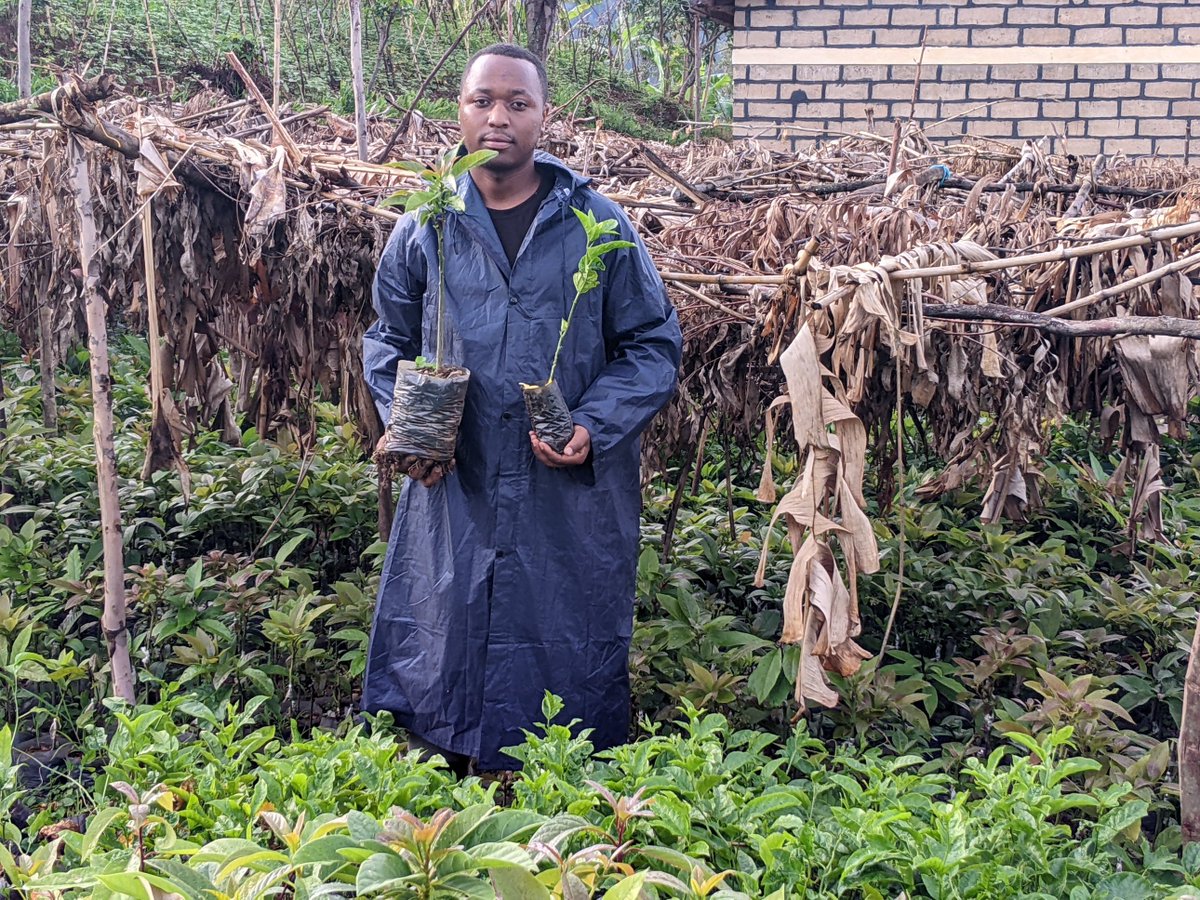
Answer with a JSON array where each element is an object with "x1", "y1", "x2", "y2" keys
[
  {"x1": 3, "y1": 0, "x2": 729, "y2": 140},
  {"x1": 0, "y1": 343, "x2": 1197, "y2": 896}
]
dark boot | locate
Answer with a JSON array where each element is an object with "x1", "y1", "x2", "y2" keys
[{"x1": 407, "y1": 733, "x2": 472, "y2": 779}]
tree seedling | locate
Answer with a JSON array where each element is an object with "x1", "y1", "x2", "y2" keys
[
  {"x1": 378, "y1": 143, "x2": 496, "y2": 464},
  {"x1": 521, "y1": 208, "x2": 633, "y2": 452},
  {"x1": 382, "y1": 143, "x2": 497, "y2": 373}
]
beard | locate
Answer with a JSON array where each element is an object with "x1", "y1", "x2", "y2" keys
[{"x1": 478, "y1": 145, "x2": 534, "y2": 174}]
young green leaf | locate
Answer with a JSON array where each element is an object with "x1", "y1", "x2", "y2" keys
[{"x1": 451, "y1": 148, "x2": 499, "y2": 177}]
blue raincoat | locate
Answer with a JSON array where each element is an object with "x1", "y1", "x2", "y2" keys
[{"x1": 361, "y1": 152, "x2": 682, "y2": 769}]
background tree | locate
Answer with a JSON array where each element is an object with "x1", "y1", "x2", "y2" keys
[{"x1": 525, "y1": 0, "x2": 559, "y2": 62}]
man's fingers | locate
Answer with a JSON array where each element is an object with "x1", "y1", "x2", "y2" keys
[
  {"x1": 529, "y1": 433, "x2": 561, "y2": 468},
  {"x1": 563, "y1": 428, "x2": 589, "y2": 458},
  {"x1": 406, "y1": 458, "x2": 434, "y2": 481},
  {"x1": 407, "y1": 458, "x2": 455, "y2": 486},
  {"x1": 530, "y1": 430, "x2": 591, "y2": 468}
]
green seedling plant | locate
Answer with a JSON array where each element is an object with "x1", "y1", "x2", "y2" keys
[
  {"x1": 383, "y1": 144, "x2": 497, "y2": 372},
  {"x1": 523, "y1": 208, "x2": 634, "y2": 390}
]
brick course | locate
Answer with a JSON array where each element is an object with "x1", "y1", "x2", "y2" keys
[{"x1": 733, "y1": 0, "x2": 1200, "y2": 158}]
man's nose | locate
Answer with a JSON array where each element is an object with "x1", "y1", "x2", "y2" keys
[{"x1": 487, "y1": 103, "x2": 509, "y2": 127}]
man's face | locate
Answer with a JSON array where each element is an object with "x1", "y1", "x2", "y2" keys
[{"x1": 458, "y1": 55, "x2": 546, "y2": 174}]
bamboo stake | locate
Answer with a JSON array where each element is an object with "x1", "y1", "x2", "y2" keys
[
  {"x1": 1044, "y1": 246, "x2": 1200, "y2": 319},
  {"x1": 100, "y1": 0, "x2": 118, "y2": 70},
  {"x1": 21, "y1": 185, "x2": 58, "y2": 435},
  {"x1": 889, "y1": 221, "x2": 1200, "y2": 282},
  {"x1": 70, "y1": 135, "x2": 135, "y2": 705},
  {"x1": 662, "y1": 270, "x2": 787, "y2": 286},
  {"x1": 229, "y1": 104, "x2": 330, "y2": 139},
  {"x1": 1, "y1": 203, "x2": 18, "y2": 440},
  {"x1": 669, "y1": 280, "x2": 755, "y2": 323},
  {"x1": 246, "y1": 0, "x2": 265, "y2": 52},
  {"x1": 349, "y1": 0, "x2": 368, "y2": 162},
  {"x1": 606, "y1": 196, "x2": 699, "y2": 216},
  {"x1": 226, "y1": 52, "x2": 302, "y2": 165},
  {"x1": 690, "y1": 13, "x2": 701, "y2": 140},
  {"x1": 175, "y1": 97, "x2": 252, "y2": 124},
  {"x1": 922, "y1": 303, "x2": 1200, "y2": 340},
  {"x1": 141, "y1": 0, "x2": 165, "y2": 94}
]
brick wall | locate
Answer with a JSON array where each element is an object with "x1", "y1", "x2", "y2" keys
[{"x1": 732, "y1": 0, "x2": 1200, "y2": 158}]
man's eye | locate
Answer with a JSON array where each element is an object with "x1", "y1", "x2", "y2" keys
[
  {"x1": 474, "y1": 98, "x2": 489, "y2": 107},
  {"x1": 512, "y1": 102, "x2": 527, "y2": 111}
]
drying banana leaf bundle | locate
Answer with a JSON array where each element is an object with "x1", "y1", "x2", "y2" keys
[{"x1": 4, "y1": 76, "x2": 1200, "y2": 712}]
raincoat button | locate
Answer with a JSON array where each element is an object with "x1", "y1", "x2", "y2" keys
[
  {"x1": 508, "y1": 294, "x2": 518, "y2": 305},
  {"x1": 502, "y1": 412, "x2": 512, "y2": 421}
]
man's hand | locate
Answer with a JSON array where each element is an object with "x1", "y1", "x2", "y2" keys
[
  {"x1": 530, "y1": 425, "x2": 591, "y2": 468},
  {"x1": 375, "y1": 436, "x2": 455, "y2": 487},
  {"x1": 400, "y1": 455, "x2": 455, "y2": 487}
]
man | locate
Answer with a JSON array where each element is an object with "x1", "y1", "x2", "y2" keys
[{"x1": 361, "y1": 44, "x2": 682, "y2": 774}]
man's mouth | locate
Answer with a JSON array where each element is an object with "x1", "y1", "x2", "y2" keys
[{"x1": 481, "y1": 135, "x2": 513, "y2": 149}]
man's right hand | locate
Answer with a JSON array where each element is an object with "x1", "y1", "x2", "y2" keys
[
  {"x1": 375, "y1": 437, "x2": 455, "y2": 488},
  {"x1": 400, "y1": 455, "x2": 455, "y2": 488}
]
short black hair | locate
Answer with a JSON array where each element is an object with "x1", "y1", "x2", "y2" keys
[{"x1": 460, "y1": 43, "x2": 549, "y2": 105}]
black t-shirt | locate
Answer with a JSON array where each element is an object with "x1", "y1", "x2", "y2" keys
[{"x1": 486, "y1": 169, "x2": 555, "y2": 268}]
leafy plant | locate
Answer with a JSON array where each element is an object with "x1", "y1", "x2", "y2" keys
[
  {"x1": 547, "y1": 209, "x2": 633, "y2": 387},
  {"x1": 383, "y1": 144, "x2": 496, "y2": 370}
]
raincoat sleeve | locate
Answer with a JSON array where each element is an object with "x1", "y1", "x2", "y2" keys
[
  {"x1": 363, "y1": 216, "x2": 428, "y2": 424},
  {"x1": 569, "y1": 209, "x2": 682, "y2": 476}
]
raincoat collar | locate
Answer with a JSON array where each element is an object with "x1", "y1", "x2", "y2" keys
[{"x1": 452, "y1": 150, "x2": 589, "y2": 281}]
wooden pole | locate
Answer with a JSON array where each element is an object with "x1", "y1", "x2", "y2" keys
[
  {"x1": 37, "y1": 303, "x2": 57, "y2": 433},
  {"x1": 690, "y1": 13, "x2": 701, "y2": 138},
  {"x1": 272, "y1": 0, "x2": 283, "y2": 112},
  {"x1": 17, "y1": 0, "x2": 32, "y2": 100},
  {"x1": 226, "y1": 52, "x2": 302, "y2": 164},
  {"x1": 668, "y1": 281, "x2": 754, "y2": 323},
  {"x1": 660, "y1": 270, "x2": 787, "y2": 286},
  {"x1": 0, "y1": 75, "x2": 119, "y2": 126},
  {"x1": 886, "y1": 221, "x2": 1200, "y2": 282},
  {"x1": 139, "y1": 201, "x2": 176, "y2": 479},
  {"x1": 1182, "y1": 611, "x2": 1200, "y2": 844},
  {"x1": 70, "y1": 136, "x2": 135, "y2": 705},
  {"x1": 141, "y1": 0, "x2": 164, "y2": 94},
  {"x1": 921, "y1": 303, "x2": 1200, "y2": 340},
  {"x1": 0, "y1": 203, "x2": 17, "y2": 439},
  {"x1": 349, "y1": 0, "x2": 368, "y2": 162},
  {"x1": 1044, "y1": 246, "x2": 1200, "y2": 319}
]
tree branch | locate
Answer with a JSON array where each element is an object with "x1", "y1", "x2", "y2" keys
[
  {"x1": 0, "y1": 74, "x2": 119, "y2": 126},
  {"x1": 922, "y1": 303, "x2": 1200, "y2": 340}
]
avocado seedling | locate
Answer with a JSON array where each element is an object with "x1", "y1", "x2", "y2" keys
[
  {"x1": 378, "y1": 143, "x2": 496, "y2": 463},
  {"x1": 521, "y1": 208, "x2": 633, "y2": 452}
]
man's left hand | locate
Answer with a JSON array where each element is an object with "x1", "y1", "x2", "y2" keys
[{"x1": 530, "y1": 425, "x2": 591, "y2": 468}]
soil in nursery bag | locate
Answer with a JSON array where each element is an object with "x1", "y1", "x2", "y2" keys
[
  {"x1": 522, "y1": 379, "x2": 574, "y2": 453},
  {"x1": 386, "y1": 359, "x2": 470, "y2": 462}
]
